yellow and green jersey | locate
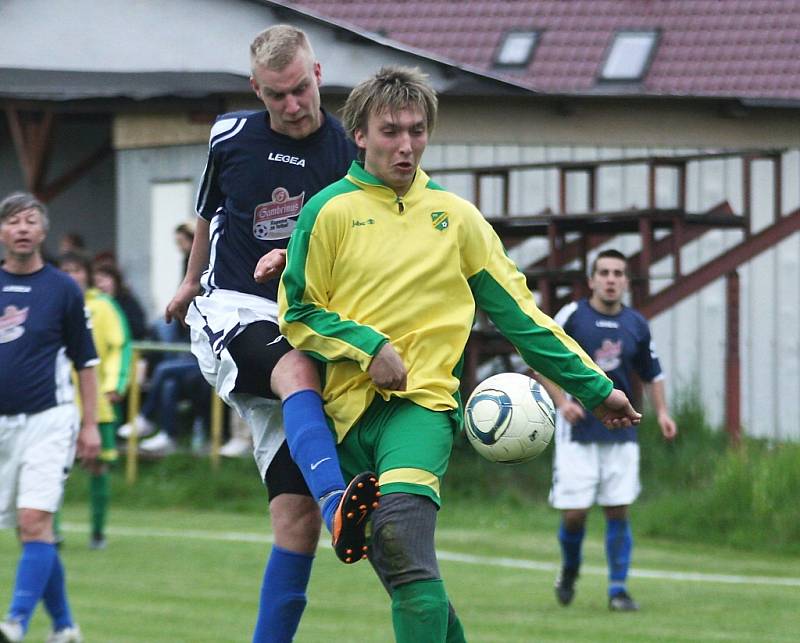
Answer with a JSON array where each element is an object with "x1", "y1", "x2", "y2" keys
[
  {"x1": 279, "y1": 161, "x2": 612, "y2": 441},
  {"x1": 74, "y1": 288, "x2": 132, "y2": 423}
]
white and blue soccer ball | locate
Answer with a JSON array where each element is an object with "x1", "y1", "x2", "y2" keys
[{"x1": 464, "y1": 372, "x2": 556, "y2": 464}]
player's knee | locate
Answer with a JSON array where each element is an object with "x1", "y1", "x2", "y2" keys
[
  {"x1": 17, "y1": 508, "x2": 54, "y2": 542},
  {"x1": 370, "y1": 493, "x2": 441, "y2": 590},
  {"x1": 563, "y1": 509, "x2": 588, "y2": 531},
  {"x1": 271, "y1": 350, "x2": 320, "y2": 399},
  {"x1": 270, "y1": 494, "x2": 321, "y2": 553}
]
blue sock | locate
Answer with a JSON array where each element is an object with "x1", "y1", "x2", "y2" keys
[
  {"x1": 252, "y1": 545, "x2": 313, "y2": 643},
  {"x1": 7, "y1": 541, "x2": 57, "y2": 631},
  {"x1": 42, "y1": 553, "x2": 74, "y2": 631},
  {"x1": 558, "y1": 522, "x2": 584, "y2": 571},
  {"x1": 606, "y1": 518, "x2": 633, "y2": 597},
  {"x1": 282, "y1": 389, "x2": 346, "y2": 532}
]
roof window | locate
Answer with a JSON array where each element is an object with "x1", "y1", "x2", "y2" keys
[
  {"x1": 600, "y1": 30, "x2": 658, "y2": 81},
  {"x1": 494, "y1": 31, "x2": 539, "y2": 68}
]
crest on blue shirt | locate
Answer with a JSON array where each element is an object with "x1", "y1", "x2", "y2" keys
[
  {"x1": 431, "y1": 211, "x2": 449, "y2": 231},
  {"x1": 0, "y1": 305, "x2": 28, "y2": 343}
]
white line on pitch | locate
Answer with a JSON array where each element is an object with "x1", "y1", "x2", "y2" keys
[{"x1": 61, "y1": 523, "x2": 800, "y2": 588}]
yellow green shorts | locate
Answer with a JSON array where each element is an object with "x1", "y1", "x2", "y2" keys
[{"x1": 336, "y1": 396, "x2": 457, "y2": 506}]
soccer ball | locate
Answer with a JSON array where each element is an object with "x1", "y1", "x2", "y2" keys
[{"x1": 464, "y1": 372, "x2": 556, "y2": 464}]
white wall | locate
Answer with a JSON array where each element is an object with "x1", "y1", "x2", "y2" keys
[{"x1": 149, "y1": 181, "x2": 195, "y2": 318}]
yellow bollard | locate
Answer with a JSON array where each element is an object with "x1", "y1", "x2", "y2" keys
[
  {"x1": 125, "y1": 348, "x2": 142, "y2": 484},
  {"x1": 210, "y1": 393, "x2": 224, "y2": 470}
]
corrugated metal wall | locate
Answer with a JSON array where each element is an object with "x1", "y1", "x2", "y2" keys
[{"x1": 426, "y1": 145, "x2": 800, "y2": 441}]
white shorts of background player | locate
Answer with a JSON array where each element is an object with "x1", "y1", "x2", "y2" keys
[
  {"x1": 548, "y1": 414, "x2": 641, "y2": 510},
  {"x1": 0, "y1": 404, "x2": 79, "y2": 529}
]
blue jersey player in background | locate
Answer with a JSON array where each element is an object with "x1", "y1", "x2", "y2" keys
[
  {"x1": 541, "y1": 249, "x2": 678, "y2": 612},
  {"x1": 0, "y1": 192, "x2": 100, "y2": 643},
  {"x1": 164, "y1": 25, "x2": 378, "y2": 643}
]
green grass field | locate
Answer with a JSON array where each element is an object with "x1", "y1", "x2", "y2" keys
[{"x1": 2, "y1": 502, "x2": 799, "y2": 642}]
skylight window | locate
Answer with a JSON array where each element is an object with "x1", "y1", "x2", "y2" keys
[
  {"x1": 494, "y1": 31, "x2": 539, "y2": 68},
  {"x1": 600, "y1": 30, "x2": 658, "y2": 81}
]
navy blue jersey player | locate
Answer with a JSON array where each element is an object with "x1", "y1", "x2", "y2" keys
[
  {"x1": 541, "y1": 249, "x2": 677, "y2": 612},
  {"x1": 196, "y1": 105, "x2": 355, "y2": 301},
  {"x1": 165, "y1": 25, "x2": 378, "y2": 643},
  {"x1": 0, "y1": 192, "x2": 99, "y2": 643}
]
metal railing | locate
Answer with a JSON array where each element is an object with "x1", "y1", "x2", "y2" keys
[{"x1": 124, "y1": 340, "x2": 225, "y2": 483}]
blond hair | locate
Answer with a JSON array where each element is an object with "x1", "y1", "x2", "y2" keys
[
  {"x1": 250, "y1": 24, "x2": 314, "y2": 72},
  {"x1": 341, "y1": 66, "x2": 438, "y2": 139}
]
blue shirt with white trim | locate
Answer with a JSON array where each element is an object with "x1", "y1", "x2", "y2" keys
[
  {"x1": 555, "y1": 298, "x2": 663, "y2": 443},
  {"x1": 0, "y1": 263, "x2": 98, "y2": 415},
  {"x1": 196, "y1": 108, "x2": 357, "y2": 301}
]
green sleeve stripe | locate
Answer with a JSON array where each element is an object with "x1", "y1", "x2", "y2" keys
[
  {"x1": 468, "y1": 268, "x2": 612, "y2": 410},
  {"x1": 451, "y1": 349, "x2": 466, "y2": 429},
  {"x1": 281, "y1": 178, "x2": 387, "y2": 362}
]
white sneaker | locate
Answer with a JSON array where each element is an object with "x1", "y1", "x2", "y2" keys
[
  {"x1": 0, "y1": 618, "x2": 23, "y2": 643},
  {"x1": 117, "y1": 415, "x2": 156, "y2": 439},
  {"x1": 219, "y1": 436, "x2": 251, "y2": 458},
  {"x1": 139, "y1": 431, "x2": 176, "y2": 455},
  {"x1": 46, "y1": 625, "x2": 83, "y2": 643}
]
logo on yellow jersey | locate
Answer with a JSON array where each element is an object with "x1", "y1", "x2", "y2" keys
[
  {"x1": 431, "y1": 211, "x2": 449, "y2": 231},
  {"x1": 352, "y1": 218, "x2": 375, "y2": 227}
]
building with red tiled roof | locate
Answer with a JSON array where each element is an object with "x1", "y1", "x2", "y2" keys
[
  {"x1": 0, "y1": 0, "x2": 797, "y2": 441},
  {"x1": 287, "y1": 1, "x2": 800, "y2": 442},
  {"x1": 291, "y1": 0, "x2": 800, "y2": 103}
]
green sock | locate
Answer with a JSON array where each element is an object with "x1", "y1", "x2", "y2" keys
[
  {"x1": 446, "y1": 605, "x2": 467, "y2": 643},
  {"x1": 392, "y1": 579, "x2": 448, "y2": 643},
  {"x1": 90, "y1": 472, "x2": 109, "y2": 538}
]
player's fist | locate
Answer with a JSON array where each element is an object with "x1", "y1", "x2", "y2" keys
[
  {"x1": 368, "y1": 343, "x2": 407, "y2": 391},
  {"x1": 165, "y1": 282, "x2": 200, "y2": 325},
  {"x1": 77, "y1": 421, "x2": 101, "y2": 462},
  {"x1": 559, "y1": 398, "x2": 586, "y2": 424},
  {"x1": 254, "y1": 249, "x2": 287, "y2": 283}
]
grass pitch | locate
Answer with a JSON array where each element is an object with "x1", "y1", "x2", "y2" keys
[{"x1": 1, "y1": 503, "x2": 799, "y2": 642}]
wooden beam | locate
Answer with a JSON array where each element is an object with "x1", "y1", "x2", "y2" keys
[
  {"x1": 640, "y1": 208, "x2": 800, "y2": 319},
  {"x1": 4, "y1": 107, "x2": 55, "y2": 195},
  {"x1": 39, "y1": 139, "x2": 112, "y2": 202},
  {"x1": 725, "y1": 271, "x2": 741, "y2": 445}
]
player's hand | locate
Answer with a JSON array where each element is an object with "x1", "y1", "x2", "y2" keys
[
  {"x1": 76, "y1": 421, "x2": 101, "y2": 463},
  {"x1": 254, "y1": 249, "x2": 287, "y2": 283},
  {"x1": 368, "y1": 343, "x2": 407, "y2": 391},
  {"x1": 105, "y1": 391, "x2": 123, "y2": 404},
  {"x1": 658, "y1": 411, "x2": 678, "y2": 441},
  {"x1": 591, "y1": 388, "x2": 642, "y2": 429},
  {"x1": 165, "y1": 282, "x2": 200, "y2": 325},
  {"x1": 558, "y1": 398, "x2": 586, "y2": 424}
]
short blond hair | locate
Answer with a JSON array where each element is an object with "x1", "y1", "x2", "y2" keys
[
  {"x1": 250, "y1": 24, "x2": 314, "y2": 73},
  {"x1": 341, "y1": 66, "x2": 438, "y2": 139}
]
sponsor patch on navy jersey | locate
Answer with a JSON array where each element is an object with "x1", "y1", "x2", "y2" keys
[{"x1": 253, "y1": 188, "x2": 305, "y2": 240}]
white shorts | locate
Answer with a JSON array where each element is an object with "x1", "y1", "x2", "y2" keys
[
  {"x1": 0, "y1": 404, "x2": 80, "y2": 528},
  {"x1": 548, "y1": 417, "x2": 640, "y2": 510},
  {"x1": 186, "y1": 289, "x2": 285, "y2": 480}
]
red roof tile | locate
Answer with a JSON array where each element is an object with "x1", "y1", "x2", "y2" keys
[{"x1": 290, "y1": 0, "x2": 800, "y2": 100}]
